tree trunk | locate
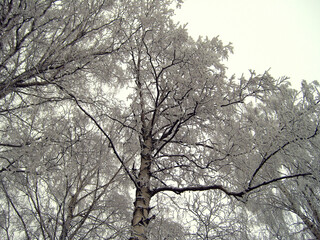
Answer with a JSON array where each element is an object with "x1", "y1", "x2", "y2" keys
[{"x1": 130, "y1": 136, "x2": 153, "y2": 240}]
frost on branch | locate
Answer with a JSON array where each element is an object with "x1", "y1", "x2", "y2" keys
[{"x1": 1, "y1": 1, "x2": 319, "y2": 239}]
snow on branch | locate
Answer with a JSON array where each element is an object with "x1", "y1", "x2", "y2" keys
[{"x1": 151, "y1": 172, "x2": 312, "y2": 199}]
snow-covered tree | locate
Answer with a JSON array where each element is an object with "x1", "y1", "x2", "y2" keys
[
  {"x1": 0, "y1": 103, "x2": 132, "y2": 239},
  {"x1": 0, "y1": 0, "x2": 133, "y2": 108},
  {"x1": 1, "y1": 1, "x2": 319, "y2": 239},
  {"x1": 243, "y1": 80, "x2": 320, "y2": 239},
  {"x1": 0, "y1": 1, "x2": 134, "y2": 238}
]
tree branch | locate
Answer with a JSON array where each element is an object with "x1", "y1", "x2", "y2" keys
[
  {"x1": 52, "y1": 82, "x2": 138, "y2": 189},
  {"x1": 151, "y1": 172, "x2": 312, "y2": 199},
  {"x1": 249, "y1": 125, "x2": 319, "y2": 187}
]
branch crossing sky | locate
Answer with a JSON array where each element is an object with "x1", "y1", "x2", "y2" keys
[{"x1": 174, "y1": 0, "x2": 320, "y2": 88}]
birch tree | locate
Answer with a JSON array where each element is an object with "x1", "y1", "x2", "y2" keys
[
  {"x1": 69, "y1": 1, "x2": 317, "y2": 239},
  {"x1": 1, "y1": 1, "x2": 319, "y2": 239}
]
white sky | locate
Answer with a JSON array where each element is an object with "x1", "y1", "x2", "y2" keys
[{"x1": 173, "y1": 0, "x2": 320, "y2": 89}]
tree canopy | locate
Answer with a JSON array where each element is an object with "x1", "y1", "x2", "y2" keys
[{"x1": 0, "y1": 1, "x2": 319, "y2": 239}]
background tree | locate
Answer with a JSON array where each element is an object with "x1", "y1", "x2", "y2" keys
[
  {"x1": 0, "y1": 1, "x2": 136, "y2": 237},
  {"x1": 183, "y1": 191, "x2": 251, "y2": 240},
  {"x1": 0, "y1": 0, "x2": 134, "y2": 108},
  {"x1": 0, "y1": 102, "x2": 132, "y2": 239},
  {"x1": 243, "y1": 80, "x2": 320, "y2": 239}
]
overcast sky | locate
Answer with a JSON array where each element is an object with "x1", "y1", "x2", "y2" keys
[{"x1": 173, "y1": 0, "x2": 320, "y2": 88}]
